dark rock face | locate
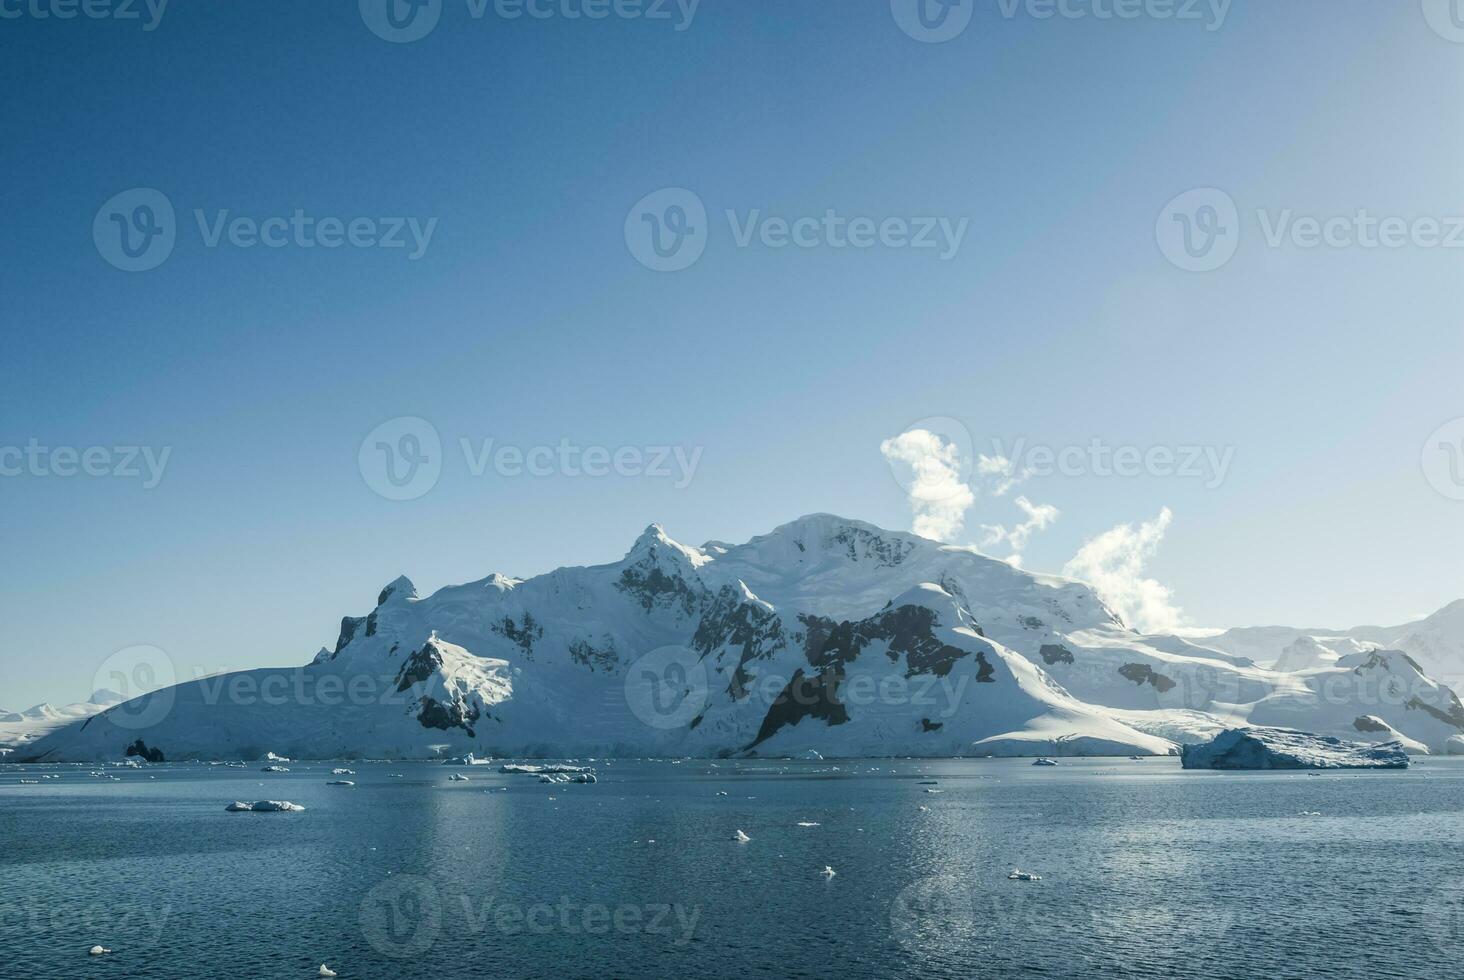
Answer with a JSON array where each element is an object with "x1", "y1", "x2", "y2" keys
[
  {"x1": 568, "y1": 636, "x2": 619, "y2": 672},
  {"x1": 417, "y1": 696, "x2": 479, "y2": 737},
  {"x1": 125, "y1": 739, "x2": 164, "y2": 763},
  {"x1": 1040, "y1": 644, "x2": 1075, "y2": 665},
  {"x1": 1353, "y1": 716, "x2": 1390, "y2": 733},
  {"x1": 747, "y1": 602, "x2": 993, "y2": 749},
  {"x1": 492, "y1": 614, "x2": 542, "y2": 657},
  {"x1": 750, "y1": 668, "x2": 850, "y2": 748},
  {"x1": 693, "y1": 586, "x2": 787, "y2": 700},
  {"x1": 616, "y1": 564, "x2": 704, "y2": 617},
  {"x1": 334, "y1": 616, "x2": 366, "y2": 656},
  {"x1": 395, "y1": 642, "x2": 445, "y2": 693},
  {"x1": 1118, "y1": 663, "x2": 1177, "y2": 694},
  {"x1": 921, "y1": 718, "x2": 943, "y2": 732},
  {"x1": 1405, "y1": 695, "x2": 1464, "y2": 730}
]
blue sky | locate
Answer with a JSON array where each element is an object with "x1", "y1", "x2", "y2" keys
[{"x1": 3, "y1": 0, "x2": 1463, "y2": 707}]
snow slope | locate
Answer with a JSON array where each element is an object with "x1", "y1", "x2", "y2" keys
[
  {"x1": 19, "y1": 515, "x2": 1464, "y2": 761},
  {"x1": 0, "y1": 690, "x2": 123, "y2": 754}
]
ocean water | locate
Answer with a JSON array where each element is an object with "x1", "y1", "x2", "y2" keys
[{"x1": 4, "y1": 757, "x2": 1464, "y2": 979}]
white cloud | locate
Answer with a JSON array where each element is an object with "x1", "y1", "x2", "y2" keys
[
  {"x1": 976, "y1": 454, "x2": 1029, "y2": 497},
  {"x1": 1061, "y1": 507, "x2": 1185, "y2": 634},
  {"x1": 979, "y1": 496, "x2": 1060, "y2": 567},
  {"x1": 880, "y1": 429, "x2": 976, "y2": 542}
]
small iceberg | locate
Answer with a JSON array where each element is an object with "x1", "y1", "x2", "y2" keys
[
  {"x1": 1032, "y1": 758, "x2": 1059, "y2": 767},
  {"x1": 448, "y1": 774, "x2": 469, "y2": 782},
  {"x1": 1298, "y1": 810, "x2": 1322, "y2": 817},
  {"x1": 1008, "y1": 869, "x2": 1041, "y2": 882},
  {"x1": 796, "y1": 821, "x2": 820, "y2": 827},
  {"x1": 1180, "y1": 727, "x2": 1410, "y2": 770},
  {"x1": 262, "y1": 752, "x2": 290, "y2": 763},
  {"x1": 225, "y1": 800, "x2": 305, "y2": 812},
  {"x1": 327, "y1": 780, "x2": 355, "y2": 786},
  {"x1": 318, "y1": 965, "x2": 337, "y2": 978},
  {"x1": 821, "y1": 866, "x2": 836, "y2": 878},
  {"x1": 733, "y1": 829, "x2": 751, "y2": 842},
  {"x1": 261, "y1": 765, "x2": 290, "y2": 773},
  {"x1": 88, "y1": 946, "x2": 111, "y2": 956},
  {"x1": 331, "y1": 768, "x2": 355, "y2": 775}
]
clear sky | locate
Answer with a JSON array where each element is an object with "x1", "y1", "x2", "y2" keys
[{"x1": 3, "y1": 0, "x2": 1463, "y2": 708}]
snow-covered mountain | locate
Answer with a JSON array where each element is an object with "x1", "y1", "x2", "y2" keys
[
  {"x1": 1206, "y1": 600, "x2": 1464, "y2": 687},
  {"x1": 19, "y1": 515, "x2": 1464, "y2": 761},
  {"x1": 0, "y1": 690, "x2": 124, "y2": 754}
]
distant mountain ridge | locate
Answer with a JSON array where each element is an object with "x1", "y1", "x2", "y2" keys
[{"x1": 18, "y1": 515, "x2": 1464, "y2": 761}]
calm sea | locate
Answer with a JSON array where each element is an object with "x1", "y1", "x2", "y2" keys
[{"x1": 4, "y1": 757, "x2": 1463, "y2": 979}]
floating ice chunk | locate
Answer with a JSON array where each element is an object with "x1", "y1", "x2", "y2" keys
[
  {"x1": 924, "y1": 789, "x2": 941, "y2": 794},
  {"x1": 261, "y1": 765, "x2": 290, "y2": 772},
  {"x1": 1032, "y1": 759, "x2": 1059, "y2": 767},
  {"x1": 448, "y1": 774, "x2": 469, "y2": 782},
  {"x1": 733, "y1": 829, "x2": 751, "y2": 842},
  {"x1": 1298, "y1": 810, "x2": 1322, "y2": 817},
  {"x1": 19, "y1": 779, "x2": 38, "y2": 784},
  {"x1": 327, "y1": 780, "x2": 355, "y2": 786},
  {"x1": 715, "y1": 791, "x2": 728, "y2": 797},
  {"x1": 802, "y1": 750, "x2": 824, "y2": 761},
  {"x1": 821, "y1": 866, "x2": 836, "y2": 877},
  {"x1": 331, "y1": 769, "x2": 355, "y2": 775},
  {"x1": 796, "y1": 821, "x2": 820, "y2": 827},
  {"x1": 1181, "y1": 728, "x2": 1410, "y2": 770},
  {"x1": 1008, "y1": 870, "x2": 1041, "y2": 881},
  {"x1": 318, "y1": 965, "x2": 337, "y2": 978},
  {"x1": 225, "y1": 800, "x2": 305, "y2": 812},
  {"x1": 262, "y1": 752, "x2": 290, "y2": 763},
  {"x1": 88, "y1": 946, "x2": 110, "y2": 956}
]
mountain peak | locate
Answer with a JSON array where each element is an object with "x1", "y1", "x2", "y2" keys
[
  {"x1": 624, "y1": 523, "x2": 710, "y2": 568},
  {"x1": 378, "y1": 575, "x2": 418, "y2": 606},
  {"x1": 88, "y1": 689, "x2": 125, "y2": 706}
]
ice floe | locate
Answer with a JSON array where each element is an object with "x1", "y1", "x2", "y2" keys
[
  {"x1": 225, "y1": 800, "x2": 305, "y2": 812},
  {"x1": 1180, "y1": 727, "x2": 1410, "y2": 770}
]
